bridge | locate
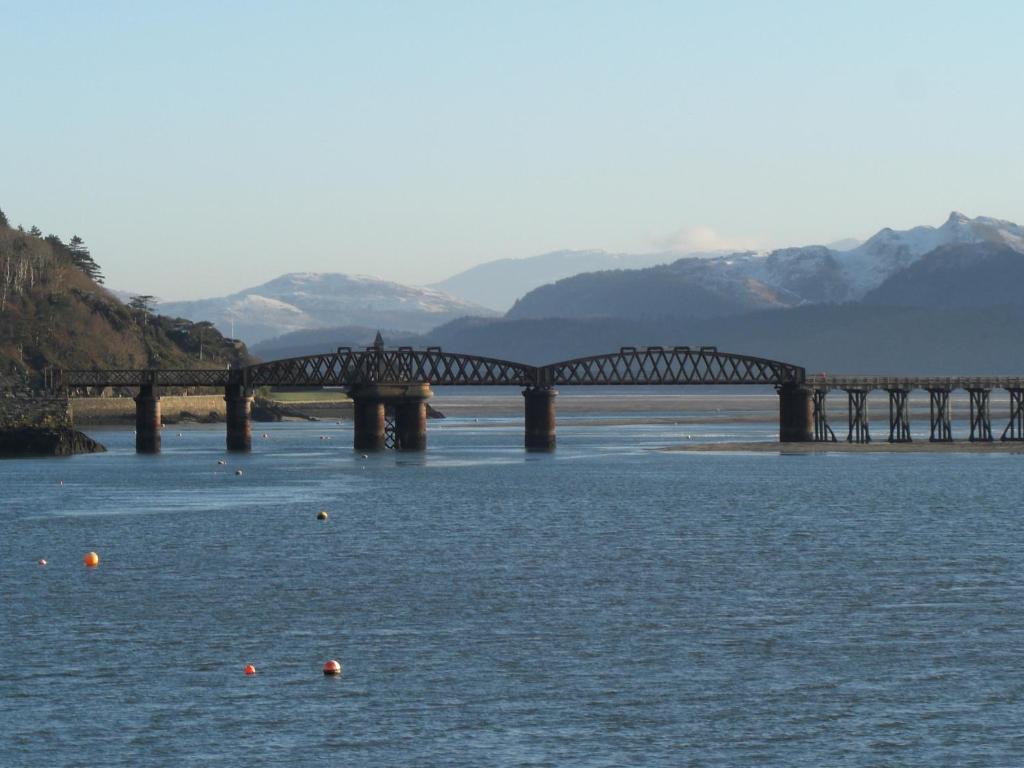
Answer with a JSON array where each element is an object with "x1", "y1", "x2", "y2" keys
[{"x1": 54, "y1": 337, "x2": 1024, "y2": 452}]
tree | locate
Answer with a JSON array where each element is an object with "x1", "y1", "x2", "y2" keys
[
  {"x1": 128, "y1": 294, "x2": 157, "y2": 315},
  {"x1": 0, "y1": 207, "x2": 8, "y2": 228},
  {"x1": 29, "y1": 226, "x2": 42, "y2": 237},
  {"x1": 66, "y1": 234, "x2": 105, "y2": 285}
]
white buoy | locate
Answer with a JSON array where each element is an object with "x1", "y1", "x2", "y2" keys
[{"x1": 235, "y1": 469, "x2": 243, "y2": 476}]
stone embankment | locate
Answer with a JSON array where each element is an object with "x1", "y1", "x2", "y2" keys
[{"x1": 0, "y1": 387, "x2": 106, "y2": 457}]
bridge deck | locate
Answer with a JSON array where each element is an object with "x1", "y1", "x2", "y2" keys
[{"x1": 809, "y1": 375, "x2": 1024, "y2": 391}]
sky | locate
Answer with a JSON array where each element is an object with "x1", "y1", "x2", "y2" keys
[{"x1": 1, "y1": 1, "x2": 1022, "y2": 300}]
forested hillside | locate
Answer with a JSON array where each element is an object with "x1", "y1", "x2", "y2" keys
[{"x1": 0, "y1": 207, "x2": 249, "y2": 384}]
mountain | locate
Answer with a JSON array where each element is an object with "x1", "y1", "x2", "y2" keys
[
  {"x1": 508, "y1": 213, "x2": 1024, "y2": 321},
  {"x1": 429, "y1": 249, "x2": 688, "y2": 311},
  {"x1": 864, "y1": 242, "x2": 1024, "y2": 307},
  {"x1": 0, "y1": 214, "x2": 248, "y2": 383},
  {"x1": 158, "y1": 272, "x2": 498, "y2": 345},
  {"x1": 505, "y1": 257, "x2": 801, "y2": 321}
]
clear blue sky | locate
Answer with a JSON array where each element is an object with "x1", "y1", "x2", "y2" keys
[{"x1": 1, "y1": 1, "x2": 1021, "y2": 299}]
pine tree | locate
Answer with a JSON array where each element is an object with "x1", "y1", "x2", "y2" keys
[
  {"x1": 0, "y1": 207, "x2": 8, "y2": 228},
  {"x1": 67, "y1": 235, "x2": 105, "y2": 285},
  {"x1": 29, "y1": 226, "x2": 42, "y2": 237}
]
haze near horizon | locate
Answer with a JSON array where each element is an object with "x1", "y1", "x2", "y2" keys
[{"x1": 1, "y1": 1, "x2": 1022, "y2": 300}]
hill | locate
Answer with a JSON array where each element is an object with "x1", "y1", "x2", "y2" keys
[
  {"x1": 251, "y1": 326, "x2": 423, "y2": 360},
  {"x1": 864, "y1": 242, "x2": 1024, "y2": 307},
  {"x1": 0, "y1": 208, "x2": 249, "y2": 384},
  {"x1": 159, "y1": 272, "x2": 497, "y2": 345},
  {"x1": 429, "y1": 249, "x2": 684, "y2": 311}
]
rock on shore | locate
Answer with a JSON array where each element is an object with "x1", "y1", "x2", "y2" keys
[{"x1": 0, "y1": 427, "x2": 107, "y2": 458}]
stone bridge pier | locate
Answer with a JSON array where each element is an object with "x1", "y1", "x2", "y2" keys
[
  {"x1": 349, "y1": 383, "x2": 432, "y2": 451},
  {"x1": 224, "y1": 382, "x2": 254, "y2": 452},
  {"x1": 134, "y1": 383, "x2": 161, "y2": 453},
  {"x1": 777, "y1": 382, "x2": 812, "y2": 442},
  {"x1": 523, "y1": 387, "x2": 558, "y2": 451}
]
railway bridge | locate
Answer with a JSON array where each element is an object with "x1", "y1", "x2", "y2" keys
[{"x1": 54, "y1": 337, "x2": 1024, "y2": 453}]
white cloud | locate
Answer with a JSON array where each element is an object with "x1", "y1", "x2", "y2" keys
[{"x1": 655, "y1": 224, "x2": 761, "y2": 254}]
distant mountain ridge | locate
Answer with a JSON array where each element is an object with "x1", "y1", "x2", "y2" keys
[
  {"x1": 429, "y1": 249, "x2": 699, "y2": 311},
  {"x1": 159, "y1": 272, "x2": 497, "y2": 345},
  {"x1": 507, "y1": 213, "x2": 1024, "y2": 320}
]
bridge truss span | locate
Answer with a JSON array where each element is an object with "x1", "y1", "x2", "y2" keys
[
  {"x1": 246, "y1": 348, "x2": 539, "y2": 388},
  {"x1": 540, "y1": 347, "x2": 805, "y2": 387},
  {"x1": 61, "y1": 368, "x2": 232, "y2": 390}
]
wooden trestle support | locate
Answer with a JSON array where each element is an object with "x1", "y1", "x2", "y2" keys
[
  {"x1": 812, "y1": 389, "x2": 836, "y2": 442},
  {"x1": 845, "y1": 389, "x2": 871, "y2": 444},
  {"x1": 968, "y1": 388, "x2": 993, "y2": 442},
  {"x1": 886, "y1": 388, "x2": 912, "y2": 443},
  {"x1": 928, "y1": 388, "x2": 952, "y2": 442},
  {"x1": 1002, "y1": 389, "x2": 1024, "y2": 441}
]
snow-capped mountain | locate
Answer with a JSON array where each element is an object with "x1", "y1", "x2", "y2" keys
[
  {"x1": 508, "y1": 213, "x2": 1024, "y2": 320},
  {"x1": 158, "y1": 273, "x2": 497, "y2": 344},
  {"x1": 717, "y1": 211, "x2": 1024, "y2": 303}
]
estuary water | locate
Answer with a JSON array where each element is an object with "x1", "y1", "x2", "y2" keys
[{"x1": 3, "y1": 408, "x2": 1024, "y2": 766}]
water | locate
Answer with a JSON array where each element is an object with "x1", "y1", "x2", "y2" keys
[{"x1": 3, "y1": 412, "x2": 1024, "y2": 766}]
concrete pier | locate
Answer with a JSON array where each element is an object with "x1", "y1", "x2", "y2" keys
[
  {"x1": 523, "y1": 387, "x2": 557, "y2": 451},
  {"x1": 777, "y1": 382, "x2": 812, "y2": 442},
  {"x1": 134, "y1": 383, "x2": 161, "y2": 453},
  {"x1": 394, "y1": 395, "x2": 428, "y2": 451},
  {"x1": 349, "y1": 383, "x2": 432, "y2": 451},
  {"x1": 224, "y1": 383, "x2": 254, "y2": 452}
]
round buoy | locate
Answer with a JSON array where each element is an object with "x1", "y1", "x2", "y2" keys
[
  {"x1": 360, "y1": 454, "x2": 368, "y2": 459},
  {"x1": 217, "y1": 459, "x2": 226, "y2": 465},
  {"x1": 323, "y1": 660, "x2": 342, "y2": 676},
  {"x1": 235, "y1": 469, "x2": 243, "y2": 476},
  {"x1": 38, "y1": 559, "x2": 47, "y2": 566},
  {"x1": 244, "y1": 664, "x2": 256, "y2": 676},
  {"x1": 83, "y1": 551, "x2": 100, "y2": 568},
  {"x1": 317, "y1": 510, "x2": 328, "y2": 521}
]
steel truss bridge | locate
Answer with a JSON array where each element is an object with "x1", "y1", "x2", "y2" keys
[
  {"x1": 53, "y1": 344, "x2": 1024, "y2": 450},
  {"x1": 56, "y1": 345, "x2": 805, "y2": 390}
]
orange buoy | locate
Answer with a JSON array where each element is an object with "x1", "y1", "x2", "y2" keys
[
  {"x1": 38, "y1": 559, "x2": 47, "y2": 566},
  {"x1": 317, "y1": 510, "x2": 328, "y2": 521},
  {"x1": 83, "y1": 551, "x2": 100, "y2": 567},
  {"x1": 244, "y1": 664, "x2": 256, "y2": 676},
  {"x1": 323, "y1": 659, "x2": 342, "y2": 676}
]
